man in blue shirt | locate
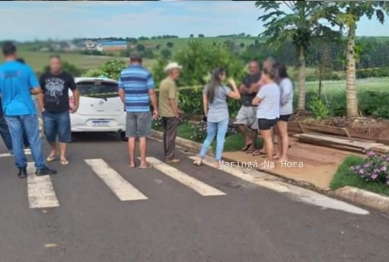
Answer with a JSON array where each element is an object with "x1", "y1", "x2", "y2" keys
[
  {"x1": 118, "y1": 51, "x2": 158, "y2": 168},
  {"x1": 0, "y1": 42, "x2": 57, "y2": 178}
]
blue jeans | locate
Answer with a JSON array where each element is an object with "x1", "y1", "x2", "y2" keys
[
  {"x1": 42, "y1": 111, "x2": 71, "y2": 143},
  {"x1": 199, "y1": 118, "x2": 229, "y2": 161},
  {"x1": 5, "y1": 115, "x2": 46, "y2": 169},
  {"x1": 0, "y1": 116, "x2": 12, "y2": 151}
]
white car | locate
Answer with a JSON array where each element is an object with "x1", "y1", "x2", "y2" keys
[{"x1": 68, "y1": 76, "x2": 127, "y2": 141}]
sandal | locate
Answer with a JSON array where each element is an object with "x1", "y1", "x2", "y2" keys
[
  {"x1": 252, "y1": 150, "x2": 264, "y2": 156},
  {"x1": 241, "y1": 143, "x2": 252, "y2": 152},
  {"x1": 246, "y1": 148, "x2": 255, "y2": 154},
  {"x1": 46, "y1": 155, "x2": 57, "y2": 162},
  {"x1": 138, "y1": 163, "x2": 152, "y2": 169},
  {"x1": 193, "y1": 160, "x2": 202, "y2": 166},
  {"x1": 60, "y1": 159, "x2": 69, "y2": 165}
]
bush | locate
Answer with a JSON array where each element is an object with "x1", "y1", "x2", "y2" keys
[
  {"x1": 153, "y1": 40, "x2": 246, "y2": 87},
  {"x1": 350, "y1": 151, "x2": 389, "y2": 186},
  {"x1": 189, "y1": 119, "x2": 237, "y2": 143},
  {"x1": 83, "y1": 59, "x2": 126, "y2": 80},
  {"x1": 307, "y1": 97, "x2": 330, "y2": 120},
  {"x1": 161, "y1": 49, "x2": 172, "y2": 60},
  {"x1": 356, "y1": 67, "x2": 389, "y2": 79}
]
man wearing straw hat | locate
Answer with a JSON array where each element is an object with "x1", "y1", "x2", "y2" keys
[{"x1": 158, "y1": 62, "x2": 183, "y2": 164}]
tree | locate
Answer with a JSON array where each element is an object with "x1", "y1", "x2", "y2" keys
[
  {"x1": 198, "y1": 34, "x2": 204, "y2": 38},
  {"x1": 329, "y1": 1, "x2": 389, "y2": 117},
  {"x1": 166, "y1": 42, "x2": 174, "y2": 48},
  {"x1": 255, "y1": 1, "x2": 340, "y2": 110},
  {"x1": 136, "y1": 44, "x2": 145, "y2": 51},
  {"x1": 161, "y1": 49, "x2": 172, "y2": 60},
  {"x1": 153, "y1": 41, "x2": 245, "y2": 87},
  {"x1": 240, "y1": 42, "x2": 245, "y2": 48},
  {"x1": 83, "y1": 60, "x2": 126, "y2": 80},
  {"x1": 189, "y1": 34, "x2": 194, "y2": 38}
]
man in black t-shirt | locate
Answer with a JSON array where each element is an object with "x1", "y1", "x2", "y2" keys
[
  {"x1": 38, "y1": 55, "x2": 80, "y2": 165},
  {"x1": 234, "y1": 61, "x2": 261, "y2": 154}
]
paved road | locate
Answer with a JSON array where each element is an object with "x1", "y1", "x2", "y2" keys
[{"x1": 0, "y1": 133, "x2": 389, "y2": 262}]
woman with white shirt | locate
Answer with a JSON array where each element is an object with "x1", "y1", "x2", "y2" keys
[
  {"x1": 273, "y1": 63, "x2": 293, "y2": 162},
  {"x1": 252, "y1": 63, "x2": 280, "y2": 170}
]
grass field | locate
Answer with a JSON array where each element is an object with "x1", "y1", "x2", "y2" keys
[
  {"x1": 0, "y1": 50, "x2": 155, "y2": 73},
  {"x1": 304, "y1": 78, "x2": 389, "y2": 94}
]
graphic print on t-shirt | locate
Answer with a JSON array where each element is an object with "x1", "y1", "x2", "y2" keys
[
  {"x1": 44, "y1": 77, "x2": 65, "y2": 104},
  {"x1": 45, "y1": 78, "x2": 65, "y2": 98}
]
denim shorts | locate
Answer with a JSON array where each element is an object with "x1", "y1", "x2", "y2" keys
[{"x1": 42, "y1": 111, "x2": 71, "y2": 143}]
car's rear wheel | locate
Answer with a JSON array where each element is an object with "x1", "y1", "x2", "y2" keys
[{"x1": 120, "y1": 132, "x2": 128, "y2": 142}]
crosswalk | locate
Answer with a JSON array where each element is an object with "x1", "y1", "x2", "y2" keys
[
  {"x1": 24, "y1": 156, "x2": 229, "y2": 209},
  {"x1": 3, "y1": 153, "x2": 370, "y2": 215}
]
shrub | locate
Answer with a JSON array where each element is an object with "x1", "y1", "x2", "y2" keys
[
  {"x1": 189, "y1": 119, "x2": 237, "y2": 143},
  {"x1": 350, "y1": 151, "x2": 389, "y2": 186},
  {"x1": 83, "y1": 59, "x2": 126, "y2": 80},
  {"x1": 307, "y1": 97, "x2": 330, "y2": 120},
  {"x1": 153, "y1": 40, "x2": 246, "y2": 87}
]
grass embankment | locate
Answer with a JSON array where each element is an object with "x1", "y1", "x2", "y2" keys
[
  {"x1": 152, "y1": 121, "x2": 262, "y2": 152},
  {"x1": 331, "y1": 155, "x2": 389, "y2": 196}
]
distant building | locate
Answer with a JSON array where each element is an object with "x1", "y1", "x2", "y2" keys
[{"x1": 96, "y1": 41, "x2": 127, "y2": 51}]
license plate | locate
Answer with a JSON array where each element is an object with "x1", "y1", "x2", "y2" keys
[{"x1": 92, "y1": 121, "x2": 111, "y2": 127}]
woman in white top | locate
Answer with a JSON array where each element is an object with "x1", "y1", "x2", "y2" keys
[
  {"x1": 273, "y1": 63, "x2": 293, "y2": 162},
  {"x1": 252, "y1": 62, "x2": 280, "y2": 170}
]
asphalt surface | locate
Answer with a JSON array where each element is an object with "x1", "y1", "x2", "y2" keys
[{"x1": 0, "y1": 132, "x2": 389, "y2": 262}]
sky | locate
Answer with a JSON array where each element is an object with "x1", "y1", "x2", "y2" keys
[{"x1": 1, "y1": 1, "x2": 388, "y2": 41}]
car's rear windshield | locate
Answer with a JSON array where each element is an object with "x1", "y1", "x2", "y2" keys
[{"x1": 76, "y1": 81, "x2": 118, "y2": 98}]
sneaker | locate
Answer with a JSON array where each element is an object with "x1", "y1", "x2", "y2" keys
[
  {"x1": 17, "y1": 167, "x2": 27, "y2": 179},
  {"x1": 166, "y1": 158, "x2": 180, "y2": 164},
  {"x1": 35, "y1": 166, "x2": 57, "y2": 176}
]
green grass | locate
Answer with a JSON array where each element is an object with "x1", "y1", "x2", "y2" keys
[
  {"x1": 152, "y1": 121, "x2": 263, "y2": 152},
  {"x1": 330, "y1": 155, "x2": 389, "y2": 196},
  {"x1": 304, "y1": 78, "x2": 389, "y2": 94},
  {"x1": 3, "y1": 50, "x2": 155, "y2": 73}
]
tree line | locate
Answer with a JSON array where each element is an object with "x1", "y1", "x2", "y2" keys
[{"x1": 254, "y1": 0, "x2": 389, "y2": 117}]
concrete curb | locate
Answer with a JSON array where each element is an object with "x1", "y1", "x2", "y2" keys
[
  {"x1": 329, "y1": 186, "x2": 389, "y2": 213},
  {"x1": 151, "y1": 129, "x2": 389, "y2": 213},
  {"x1": 150, "y1": 130, "x2": 214, "y2": 156}
]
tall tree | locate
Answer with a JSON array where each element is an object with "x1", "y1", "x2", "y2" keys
[
  {"x1": 255, "y1": 1, "x2": 339, "y2": 110},
  {"x1": 330, "y1": 1, "x2": 389, "y2": 117}
]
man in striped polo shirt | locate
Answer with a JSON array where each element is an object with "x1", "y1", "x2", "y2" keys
[{"x1": 118, "y1": 51, "x2": 158, "y2": 168}]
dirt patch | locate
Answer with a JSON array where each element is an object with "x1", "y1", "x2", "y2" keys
[
  {"x1": 293, "y1": 112, "x2": 389, "y2": 139},
  {"x1": 223, "y1": 139, "x2": 361, "y2": 190}
]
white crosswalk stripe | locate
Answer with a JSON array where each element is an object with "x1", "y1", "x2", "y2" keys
[
  {"x1": 144, "y1": 157, "x2": 226, "y2": 196},
  {"x1": 27, "y1": 162, "x2": 59, "y2": 209},
  {"x1": 85, "y1": 159, "x2": 148, "y2": 201},
  {"x1": 0, "y1": 149, "x2": 31, "y2": 158}
]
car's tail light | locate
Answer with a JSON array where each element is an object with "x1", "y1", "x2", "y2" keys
[{"x1": 69, "y1": 96, "x2": 74, "y2": 111}]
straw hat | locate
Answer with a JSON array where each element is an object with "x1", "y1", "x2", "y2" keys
[{"x1": 164, "y1": 62, "x2": 182, "y2": 72}]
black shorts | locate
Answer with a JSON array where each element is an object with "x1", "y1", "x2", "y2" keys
[
  {"x1": 279, "y1": 114, "x2": 292, "y2": 122},
  {"x1": 258, "y1": 118, "x2": 278, "y2": 131}
]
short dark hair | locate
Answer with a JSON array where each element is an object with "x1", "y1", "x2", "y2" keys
[
  {"x1": 49, "y1": 54, "x2": 61, "y2": 60},
  {"x1": 2, "y1": 42, "x2": 16, "y2": 57},
  {"x1": 130, "y1": 51, "x2": 142, "y2": 63},
  {"x1": 16, "y1": 58, "x2": 25, "y2": 64}
]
